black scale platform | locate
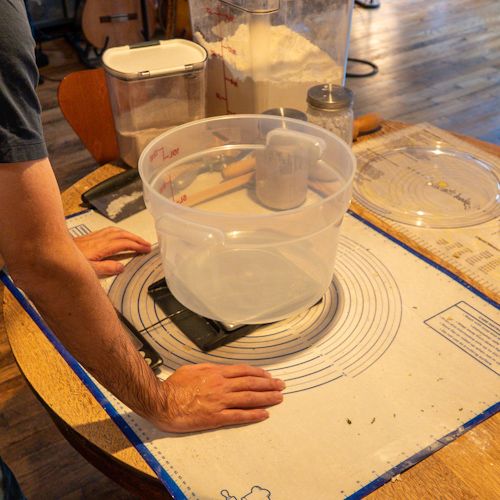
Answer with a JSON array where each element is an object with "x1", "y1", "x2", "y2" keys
[{"x1": 147, "y1": 278, "x2": 261, "y2": 351}]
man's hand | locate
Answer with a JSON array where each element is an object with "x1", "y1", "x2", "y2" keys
[
  {"x1": 152, "y1": 364, "x2": 285, "y2": 433},
  {"x1": 74, "y1": 227, "x2": 151, "y2": 277}
]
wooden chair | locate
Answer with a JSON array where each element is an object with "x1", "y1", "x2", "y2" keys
[{"x1": 58, "y1": 68, "x2": 120, "y2": 164}]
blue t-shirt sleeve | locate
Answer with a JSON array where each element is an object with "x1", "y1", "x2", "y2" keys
[{"x1": 0, "y1": 0, "x2": 48, "y2": 163}]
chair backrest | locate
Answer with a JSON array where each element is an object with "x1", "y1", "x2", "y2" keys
[{"x1": 58, "y1": 68, "x2": 120, "y2": 165}]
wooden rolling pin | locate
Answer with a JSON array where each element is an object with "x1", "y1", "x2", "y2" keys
[
  {"x1": 352, "y1": 112, "x2": 383, "y2": 141},
  {"x1": 183, "y1": 172, "x2": 255, "y2": 207},
  {"x1": 221, "y1": 112, "x2": 383, "y2": 180}
]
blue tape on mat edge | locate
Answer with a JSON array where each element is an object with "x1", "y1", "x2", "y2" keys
[
  {"x1": 0, "y1": 271, "x2": 186, "y2": 500},
  {"x1": 346, "y1": 401, "x2": 500, "y2": 499},
  {"x1": 67, "y1": 208, "x2": 92, "y2": 219}
]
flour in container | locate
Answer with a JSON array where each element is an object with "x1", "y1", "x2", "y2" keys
[{"x1": 195, "y1": 23, "x2": 343, "y2": 115}]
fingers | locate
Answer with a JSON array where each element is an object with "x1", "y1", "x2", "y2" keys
[
  {"x1": 180, "y1": 363, "x2": 285, "y2": 393},
  {"x1": 160, "y1": 409, "x2": 270, "y2": 432},
  {"x1": 227, "y1": 375, "x2": 285, "y2": 392},
  {"x1": 89, "y1": 260, "x2": 125, "y2": 278},
  {"x1": 94, "y1": 228, "x2": 151, "y2": 251},
  {"x1": 85, "y1": 227, "x2": 151, "y2": 246},
  {"x1": 93, "y1": 238, "x2": 151, "y2": 259},
  {"x1": 214, "y1": 409, "x2": 270, "y2": 427},
  {"x1": 107, "y1": 228, "x2": 151, "y2": 249},
  {"x1": 224, "y1": 390, "x2": 284, "y2": 409},
  {"x1": 221, "y1": 364, "x2": 273, "y2": 379},
  {"x1": 75, "y1": 227, "x2": 151, "y2": 248}
]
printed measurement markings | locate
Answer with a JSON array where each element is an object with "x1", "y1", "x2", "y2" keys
[
  {"x1": 69, "y1": 223, "x2": 91, "y2": 237},
  {"x1": 205, "y1": 7, "x2": 234, "y2": 22},
  {"x1": 149, "y1": 146, "x2": 179, "y2": 163},
  {"x1": 108, "y1": 237, "x2": 403, "y2": 393}
]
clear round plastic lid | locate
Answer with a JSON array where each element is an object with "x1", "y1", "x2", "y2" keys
[{"x1": 353, "y1": 146, "x2": 500, "y2": 228}]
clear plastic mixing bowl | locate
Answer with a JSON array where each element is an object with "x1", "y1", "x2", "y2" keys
[{"x1": 139, "y1": 115, "x2": 355, "y2": 324}]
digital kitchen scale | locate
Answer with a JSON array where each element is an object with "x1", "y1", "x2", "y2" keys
[{"x1": 147, "y1": 277, "x2": 260, "y2": 351}]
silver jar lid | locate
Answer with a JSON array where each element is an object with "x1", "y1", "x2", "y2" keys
[
  {"x1": 263, "y1": 107, "x2": 308, "y2": 121},
  {"x1": 307, "y1": 84, "x2": 353, "y2": 110}
]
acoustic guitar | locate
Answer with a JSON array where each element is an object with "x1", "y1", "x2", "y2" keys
[{"x1": 81, "y1": 0, "x2": 157, "y2": 50}]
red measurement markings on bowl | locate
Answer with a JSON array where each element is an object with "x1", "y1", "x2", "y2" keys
[
  {"x1": 149, "y1": 146, "x2": 180, "y2": 163},
  {"x1": 225, "y1": 76, "x2": 238, "y2": 87},
  {"x1": 221, "y1": 44, "x2": 237, "y2": 55},
  {"x1": 205, "y1": 7, "x2": 234, "y2": 22},
  {"x1": 158, "y1": 175, "x2": 188, "y2": 205},
  {"x1": 158, "y1": 175, "x2": 173, "y2": 197},
  {"x1": 175, "y1": 193, "x2": 188, "y2": 204}
]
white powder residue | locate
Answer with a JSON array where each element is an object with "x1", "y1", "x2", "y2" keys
[
  {"x1": 195, "y1": 23, "x2": 343, "y2": 115},
  {"x1": 106, "y1": 191, "x2": 143, "y2": 219}
]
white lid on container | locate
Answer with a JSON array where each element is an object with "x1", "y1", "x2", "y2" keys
[{"x1": 102, "y1": 39, "x2": 207, "y2": 81}]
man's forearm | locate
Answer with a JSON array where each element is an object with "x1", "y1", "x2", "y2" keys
[{"x1": 15, "y1": 239, "x2": 165, "y2": 421}]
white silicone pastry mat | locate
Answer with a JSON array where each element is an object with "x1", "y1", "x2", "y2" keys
[
  {"x1": 48, "y1": 208, "x2": 499, "y2": 500},
  {"x1": 353, "y1": 123, "x2": 500, "y2": 301}
]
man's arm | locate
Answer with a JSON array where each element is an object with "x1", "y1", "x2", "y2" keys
[{"x1": 0, "y1": 157, "x2": 284, "y2": 432}]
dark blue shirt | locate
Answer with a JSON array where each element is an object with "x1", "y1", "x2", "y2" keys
[{"x1": 0, "y1": 0, "x2": 47, "y2": 162}]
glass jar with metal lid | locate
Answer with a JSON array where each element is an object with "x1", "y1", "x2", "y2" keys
[{"x1": 306, "y1": 84, "x2": 354, "y2": 145}]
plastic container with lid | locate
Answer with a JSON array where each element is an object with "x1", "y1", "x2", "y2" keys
[
  {"x1": 103, "y1": 39, "x2": 207, "y2": 167},
  {"x1": 188, "y1": 0, "x2": 354, "y2": 116},
  {"x1": 139, "y1": 114, "x2": 356, "y2": 325},
  {"x1": 307, "y1": 84, "x2": 354, "y2": 145}
]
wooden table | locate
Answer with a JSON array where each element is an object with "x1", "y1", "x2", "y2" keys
[{"x1": 2, "y1": 122, "x2": 499, "y2": 499}]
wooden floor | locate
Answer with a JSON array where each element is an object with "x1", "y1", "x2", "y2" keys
[
  {"x1": 0, "y1": 0, "x2": 498, "y2": 497},
  {"x1": 348, "y1": 0, "x2": 500, "y2": 145}
]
